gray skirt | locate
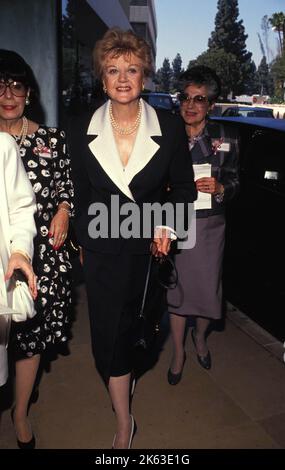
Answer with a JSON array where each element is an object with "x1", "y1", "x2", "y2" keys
[{"x1": 168, "y1": 214, "x2": 225, "y2": 319}]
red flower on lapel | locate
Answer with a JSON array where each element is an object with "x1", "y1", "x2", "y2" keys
[{"x1": 33, "y1": 144, "x2": 51, "y2": 158}]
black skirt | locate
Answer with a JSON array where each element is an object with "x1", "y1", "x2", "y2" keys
[{"x1": 82, "y1": 249, "x2": 149, "y2": 382}]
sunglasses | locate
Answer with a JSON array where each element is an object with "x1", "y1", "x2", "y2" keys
[
  {"x1": 179, "y1": 92, "x2": 209, "y2": 106},
  {"x1": 0, "y1": 80, "x2": 27, "y2": 97}
]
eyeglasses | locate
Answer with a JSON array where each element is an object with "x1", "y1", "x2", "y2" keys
[
  {"x1": 179, "y1": 92, "x2": 208, "y2": 106},
  {"x1": 0, "y1": 81, "x2": 27, "y2": 97}
]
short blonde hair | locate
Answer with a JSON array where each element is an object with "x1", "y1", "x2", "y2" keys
[{"x1": 93, "y1": 28, "x2": 153, "y2": 80}]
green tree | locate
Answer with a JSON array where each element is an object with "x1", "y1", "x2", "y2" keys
[
  {"x1": 270, "y1": 54, "x2": 285, "y2": 102},
  {"x1": 244, "y1": 60, "x2": 260, "y2": 96},
  {"x1": 172, "y1": 53, "x2": 184, "y2": 91},
  {"x1": 268, "y1": 12, "x2": 285, "y2": 101},
  {"x1": 188, "y1": 48, "x2": 241, "y2": 100},
  {"x1": 62, "y1": 0, "x2": 76, "y2": 48},
  {"x1": 269, "y1": 12, "x2": 285, "y2": 55},
  {"x1": 62, "y1": 0, "x2": 77, "y2": 90},
  {"x1": 256, "y1": 57, "x2": 274, "y2": 96},
  {"x1": 156, "y1": 58, "x2": 172, "y2": 92},
  {"x1": 208, "y1": 0, "x2": 252, "y2": 95}
]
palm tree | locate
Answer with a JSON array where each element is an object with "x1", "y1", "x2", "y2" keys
[{"x1": 269, "y1": 12, "x2": 285, "y2": 55}]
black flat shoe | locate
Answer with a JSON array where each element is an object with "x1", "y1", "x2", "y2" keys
[
  {"x1": 11, "y1": 408, "x2": 36, "y2": 449},
  {"x1": 191, "y1": 329, "x2": 211, "y2": 370},
  {"x1": 167, "y1": 352, "x2": 186, "y2": 385}
]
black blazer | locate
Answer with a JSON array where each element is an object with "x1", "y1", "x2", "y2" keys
[{"x1": 67, "y1": 100, "x2": 197, "y2": 254}]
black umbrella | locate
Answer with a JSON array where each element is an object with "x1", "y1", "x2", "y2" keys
[{"x1": 134, "y1": 254, "x2": 178, "y2": 350}]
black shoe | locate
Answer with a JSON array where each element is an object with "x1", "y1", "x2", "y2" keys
[
  {"x1": 191, "y1": 329, "x2": 211, "y2": 370},
  {"x1": 11, "y1": 408, "x2": 36, "y2": 449},
  {"x1": 167, "y1": 352, "x2": 186, "y2": 385}
]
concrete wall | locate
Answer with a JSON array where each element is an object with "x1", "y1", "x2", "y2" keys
[
  {"x1": 0, "y1": 0, "x2": 59, "y2": 126},
  {"x1": 129, "y1": 4, "x2": 157, "y2": 56},
  {"x1": 86, "y1": 0, "x2": 131, "y2": 29}
]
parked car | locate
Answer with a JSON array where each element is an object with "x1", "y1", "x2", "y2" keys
[
  {"x1": 211, "y1": 116, "x2": 285, "y2": 341},
  {"x1": 141, "y1": 92, "x2": 178, "y2": 113},
  {"x1": 222, "y1": 106, "x2": 274, "y2": 118}
]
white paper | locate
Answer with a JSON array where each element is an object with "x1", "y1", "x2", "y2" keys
[
  {"x1": 193, "y1": 163, "x2": 212, "y2": 210},
  {"x1": 219, "y1": 142, "x2": 230, "y2": 152}
]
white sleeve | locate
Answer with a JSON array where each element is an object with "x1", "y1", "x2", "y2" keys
[
  {"x1": 1, "y1": 133, "x2": 37, "y2": 258},
  {"x1": 154, "y1": 225, "x2": 177, "y2": 240}
]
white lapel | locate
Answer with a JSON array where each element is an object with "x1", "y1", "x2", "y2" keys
[
  {"x1": 87, "y1": 99, "x2": 162, "y2": 201},
  {"x1": 123, "y1": 99, "x2": 161, "y2": 185},
  {"x1": 87, "y1": 102, "x2": 135, "y2": 200}
]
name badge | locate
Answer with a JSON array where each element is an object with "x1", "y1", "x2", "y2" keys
[{"x1": 218, "y1": 142, "x2": 230, "y2": 152}]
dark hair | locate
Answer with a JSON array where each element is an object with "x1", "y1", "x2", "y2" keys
[
  {"x1": 0, "y1": 49, "x2": 45, "y2": 122},
  {"x1": 179, "y1": 65, "x2": 221, "y2": 103},
  {"x1": 0, "y1": 49, "x2": 36, "y2": 89}
]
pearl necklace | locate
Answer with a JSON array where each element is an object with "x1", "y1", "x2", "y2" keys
[
  {"x1": 109, "y1": 100, "x2": 142, "y2": 135},
  {"x1": 18, "y1": 116, "x2": 28, "y2": 148}
]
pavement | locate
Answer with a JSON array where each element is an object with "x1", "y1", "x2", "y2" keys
[{"x1": 0, "y1": 279, "x2": 285, "y2": 450}]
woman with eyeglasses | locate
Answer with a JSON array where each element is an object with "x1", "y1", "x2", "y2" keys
[
  {"x1": 167, "y1": 66, "x2": 239, "y2": 384},
  {"x1": 67, "y1": 28, "x2": 196, "y2": 448},
  {"x1": 0, "y1": 49, "x2": 74, "y2": 448}
]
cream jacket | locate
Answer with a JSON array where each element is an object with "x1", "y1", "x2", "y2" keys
[{"x1": 0, "y1": 132, "x2": 36, "y2": 386}]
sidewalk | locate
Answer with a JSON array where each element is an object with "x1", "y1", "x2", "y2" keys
[{"x1": 0, "y1": 283, "x2": 284, "y2": 449}]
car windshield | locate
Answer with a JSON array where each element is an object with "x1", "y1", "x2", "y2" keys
[
  {"x1": 223, "y1": 108, "x2": 274, "y2": 118},
  {"x1": 147, "y1": 95, "x2": 172, "y2": 110},
  {"x1": 240, "y1": 109, "x2": 273, "y2": 117}
]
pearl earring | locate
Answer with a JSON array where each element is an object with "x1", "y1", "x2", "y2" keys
[
  {"x1": 25, "y1": 96, "x2": 30, "y2": 105},
  {"x1": 103, "y1": 84, "x2": 107, "y2": 93}
]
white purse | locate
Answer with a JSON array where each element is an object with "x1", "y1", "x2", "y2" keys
[
  {"x1": 11, "y1": 273, "x2": 37, "y2": 322},
  {"x1": 0, "y1": 278, "x2": 36, "y2": 322}
]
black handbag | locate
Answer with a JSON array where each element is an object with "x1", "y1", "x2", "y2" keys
[
  {"x1": 65, "y1": 223, "x2": 80, "y2": 259},
  {"x1": 134, "y1": 254, "x2": 178, "y2": 350}
]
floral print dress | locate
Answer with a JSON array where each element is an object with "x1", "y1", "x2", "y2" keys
[{"x1": 11, "y1": 126, "x2": 74, "y2": 358}]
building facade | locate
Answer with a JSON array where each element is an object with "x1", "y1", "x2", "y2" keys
[
  {"x1": 129, "y1": 0, "x2": 157, "y2": 90},
  {"x1": 0, "y1": 0, "x2": 157, "y2": 124},
  {"x1": 0, "y1": 0, "x2": 60, "y2": 126}
]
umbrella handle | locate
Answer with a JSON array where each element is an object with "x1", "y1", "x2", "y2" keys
[{"x1": 138, "y1": 254, "x2": 153, "y2": 319}]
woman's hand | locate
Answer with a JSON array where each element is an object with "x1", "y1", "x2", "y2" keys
[
  {"x1": 49, "y1": 207, "x2": 69, "y2": 250},
  {"x1": 5, "y1": 253, "x2": 37, "y2": 299},
  {"x1": 151, "y1": 227, "x2": 172, "y2": 258},
  {"x1": 196, "y1": 177, "x2": 223, "y2": 195}
]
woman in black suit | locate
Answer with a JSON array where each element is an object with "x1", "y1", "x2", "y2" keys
[{"x1": 68, "y1": 28, "x2": 197, "y2": 449}]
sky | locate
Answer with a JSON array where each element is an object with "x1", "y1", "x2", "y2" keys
[{"x1": 154, "y1": 0, "x2": 285, "y2": 69}]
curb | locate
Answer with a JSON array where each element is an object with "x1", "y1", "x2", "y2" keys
[{"x1": 226, "y1": 302, "x2": 285, "y2": 364}]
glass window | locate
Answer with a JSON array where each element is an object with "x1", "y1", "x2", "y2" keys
[
  {"x1": 148, "y1": 95, "x2": 172, "y2": 110},
  {"x1": 130, "y1": 0, "x2": 148, "y2": 5}
]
